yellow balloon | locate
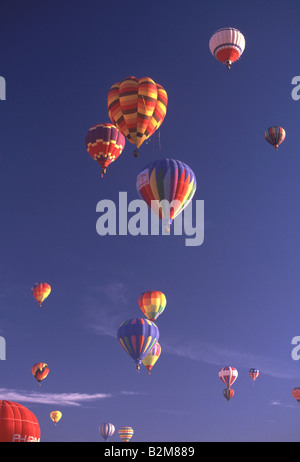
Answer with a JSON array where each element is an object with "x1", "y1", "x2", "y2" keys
[{"x1": 50, "y1": 411, "x2": 62, "y2": 425}]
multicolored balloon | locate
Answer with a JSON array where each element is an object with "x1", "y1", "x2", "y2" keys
[
  {"x1": 0, "y1": 400, "x2": 40, "y2": 442},
  {"x1": 249, "y1": 368, "x2": 259, "y2": 381},
  {"x1": 136, "y1": 159, "x2": 197, "y2": 232},
  {"x1": 99, "y1": 423, "x2": 115, "y2": 441},
  {"x1": 117, "y1": 318, "x2": 159, "y2": 370},
  {"x1": 32, "y1": 282, "x2": 51, "y2": 307},
  {"x1": 50, "y1": 411, "x2": 62, "y2": 425},
  {"x1": 118, "y1": 426, "x2": 134, "y2": 442},
  {"x1": 264, "y1": 126, "x2": 286, "y2": 150},
  {"x1": 209, "y1": 27, "x2": 245, "y2": 70},
  {"x1": 219, "y1": 366, "x2": 238, "y2": 388},
  {"x1": 32, "y1": 362, "x2": 49, "y2": 386},
  {"x1": 108, "y1": 76, "x2": 168, "y2": 157},
  {"x1": 85, "y1": 123, "x2": 126, "y2": 177},
  {"x1": 142, "y1": 342, "x2": 161, "y2": 375},
  {"x1": 292, "y1": 388, "x2": 300, "y2": 404},
  {"x1": 138, "y1": 291, "x2": 167, "y2": 322},
  {"x1": 223, "y1": 387, "x2": 235, "y2": 402}
]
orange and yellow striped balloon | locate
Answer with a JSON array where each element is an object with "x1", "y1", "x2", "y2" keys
[
  {"x1": 32, "y1": 282, "x2": 51, "y2": 307},
  {"x1": 108, "y1": 76, "x2": 168, "y2": 156}
]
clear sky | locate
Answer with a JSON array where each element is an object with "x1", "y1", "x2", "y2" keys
[{"x1": 1, "y1": 0, "x2": 300, "y2": 443}]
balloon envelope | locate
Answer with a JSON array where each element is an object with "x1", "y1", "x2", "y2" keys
[
  {"x1": 264, "y1": 126, "x2": 286, "y2": 150},
  {"x1": 117, "y1": 318, "x2": 159, "y2": 370},
  {"x1": 249, "y1": 368, "x2": 259, "y2": 381},
  {"x1": 118, "y1": 426, "x2": 134, "y2": 442},
  {"x1": 219, "y1": 366, "x2": 238, "y2": 388},
  {"x1": 142, "y1": 342, "x2": 161, "y2": 374},
  {"x1": 108, "y1": 76, "x2": 168, "y2": 156},
  {"x1": 0, "y1": 400, "x2": 40, "y2": 442},
  {"x1": 32, "y1": 282, "x2": 51, "y2": 307},
  {"x1": 292, "y1": 388, "x2": 300, "y2": 404},
  {"x1": 138, "y1": 290, "x2": 167, "y2": 321},
  {"x1": 209, "y1": 27, "x2": 245, "y2": 69},
  {"x1": 50, "y1": 411, "x2": 62, "y2": 425},
  {"x1": 85, "y1": 123, "x2": 126, "y2": 176},
  {"x1": 99, "y1": 423, "x2": 115, "y2": 441},
  {"x1": 32, "y1": 362, "x2": 49, "y2": 385},
  {"x1": 223, "y1": 387, "x2": 234, "y2": 402},
  {"x1": 136, "y1": 159, "x2": 196, "y2": 231}
]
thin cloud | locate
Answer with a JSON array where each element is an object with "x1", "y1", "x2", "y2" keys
[
  {"x1": 163, "y1": 337, "x2": 298, "y2": 380},
  {"x1": 0, "y1": 388, "x2": 112, "y2": 407}
]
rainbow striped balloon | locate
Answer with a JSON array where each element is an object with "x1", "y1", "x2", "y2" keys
[
  {"x1": 264, "y1": 126, "x2": 286, "y2": 150},
  {"x1": 136, "y1": 159, "x2": 196, "y2": 232},
  {"x1": 118, "y1": 426, "x2": 134, "y2": 442}
]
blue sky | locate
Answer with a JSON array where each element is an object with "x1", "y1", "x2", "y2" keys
[{"x1": 1, "y1": 0, "x2": 300, "y2": 442}]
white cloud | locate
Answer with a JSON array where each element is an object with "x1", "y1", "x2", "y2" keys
[{"x1": 0, "y1": 388, "x2": 112, "y2": 407}]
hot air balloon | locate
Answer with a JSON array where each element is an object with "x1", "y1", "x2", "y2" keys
[
  {"x1": 0, "y1": 400, "x2": 40, "y2": 442},
  {"x1": 249, "y1": 368, "x2": 259, "y2": 381},
  {"x1": 99, "y1": 423, "x2": 115, "y2": 442},
  {"x1": 118, "y1": 426, "x2": 134, "y2": 442},
  {"x1": 219, "y1": 366, "x2": 238, "y2": 388},
  {"x1": 117, "y1": 318, "x2": 159, "y2": 371},
  {"x1": 108, "y1": 76, "x2": 168, "y2": 157},
  {"x1": 32, "y1": 282, "x2": 51, "y2": 307},
  {"x1": 142, "y1": 342, "x2": 161, "y2": 375},
  {"x1": 32, "y1": 362, "x2": 49, "y2": 386},
  {"x1": 138, "y1": 291, "x2": 167, "y2": 322},
  {"x1": 209, "y1": 27, "x2": 245, "y2": 70},
  {"x1": 223, "y1": 387, "x2": 234, "y2": 402},
  {"x1": 292, "y1": 388, "x2": 300, "y2": 404},
  {"x1": 50, "y1": 411, "x2": 62, "y2": 425},
  {"x1": 264, "y1": 126, "x2": 286, "y2": 150},
  {"x1": 85, "y1": 123, "x2": 126, "y2": 177},
  {"x1": 136, "y1": 159, "x2": 197, "y2": 233}
]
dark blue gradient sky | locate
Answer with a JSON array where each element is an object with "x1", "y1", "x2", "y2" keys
[{"x1": 1, "y1": 0, "x2": 300, "y2": 442}]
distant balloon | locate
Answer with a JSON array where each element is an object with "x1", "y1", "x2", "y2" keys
[
  {"x1": 138, "y1": 291, "x2": 167, "y2": 322},
  {"x1": 32, "y1": 282, "x2": 51, "y2": 307},
  {"x1": 142, "y1": 342, "x2": 161, "y2": 375},
  {"x1": 264, "y1": 126, "x2": 286, "y2": 150},
  {"x1": 249, "y1": 368, "x2": 259, "y2": 381},
  {"x1": 117, "y1": 318, "x2": 159, "y2": 370},
  {"x1": 219, "y1": 366, "x2": 238, "y2": 388},
  {"x1": 136, "y1": 159, "x2": 197, "y2": 232},
  {"x1": 85, "y1": 123, "x2": 126, "y2": 177},
  {"x1": 99, "y1": 423, "x2": 115, "y2": 441},
  {"x1": 223, "y1": 387, "x2": 234, "y2": 402},
  {"x1": 292, "y1": 388, "x2": 300, "y2": 404},
  {"x1": 108, "y1": 76, "x2": 168, "y2": 157},
  {"x1": 32, "y1": 362, "x2": 49, "y2": 386},
  {"x1": 118, "y1": 426, "x2": 134, "y2": 442},
  {"x1": 50, "y1": 411, "x2": 62, "y2": 425},
  {"x1": 0, "y1": 400, "x2": 40, "y2": 442},
  {"x1": 209, "y1": 27, "x2": 245, "y2": 70}
]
